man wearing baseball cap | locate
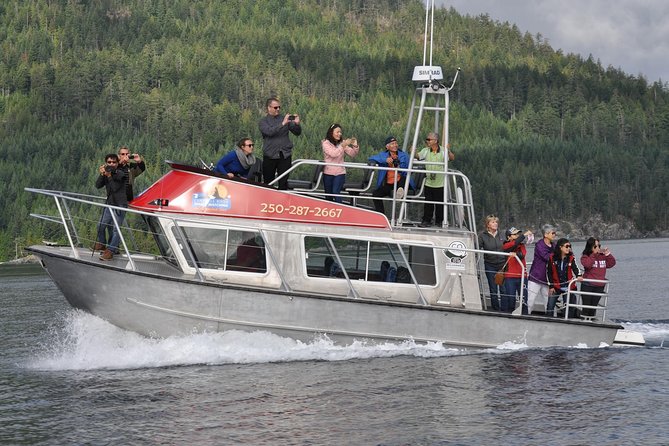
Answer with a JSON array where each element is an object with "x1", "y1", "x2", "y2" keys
[{"x1": 368, "y1": 136, "x2": 414, "y2": 214}]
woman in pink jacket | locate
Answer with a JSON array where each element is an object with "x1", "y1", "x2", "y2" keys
[
  {"x1": 322, "y1": 124, "x2": 359, "y2": 202},
  {"x1": 580, "y1": 237, "x2": 616, "y2": 318}
]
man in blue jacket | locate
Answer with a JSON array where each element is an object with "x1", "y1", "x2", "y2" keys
[{"x1": 368, "y1": 136, "x2": 414, "y2": 214}]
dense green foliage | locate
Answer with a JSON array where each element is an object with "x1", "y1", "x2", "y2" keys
[{"x1": 1, "y1": 0, "x2": 668, "y2": 259}]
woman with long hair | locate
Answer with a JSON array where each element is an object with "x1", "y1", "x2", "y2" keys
[
  {"x1": 322, "y1": 124, "x2": 359, "y2": 202},
  {"x1": 547, "y1": 238, "x2": 581, "y2": 318},
  {"x1": 580, "y1": 237, "x2": 616, "y2": 319}
]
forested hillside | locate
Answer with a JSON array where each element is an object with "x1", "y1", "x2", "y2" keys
[{"x1": 1, "y1": 0, "x2": 668, "y2": 259}]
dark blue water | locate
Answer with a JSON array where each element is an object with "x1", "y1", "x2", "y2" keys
[{"x1": 1, "y1": 240, "x2": 668, "y2": 445}]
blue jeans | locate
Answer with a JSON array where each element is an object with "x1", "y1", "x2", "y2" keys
[
  {"x1": 546, "y1": 293, "x2": 561, "y2": 317},
  {"x1": 484, "y1": 262, "x2": 503, "y2": 310},
  {"x1": 323, "y1": 174, "x2": 346, "y2": 203},
  {"x1": 504, "y1": 278, "x2": 528, "y2": 314},
  {"x1": 548, "y1": 291, "x2": 579, "y2": 318},
  {"x1": 96, "y1": 207, "x2": 126, "y2": 253}
]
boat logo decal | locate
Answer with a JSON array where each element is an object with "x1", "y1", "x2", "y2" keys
[
  {"x1": 444, "y1": 241, "x2": 467, "y2": 269},
  {"x1": 192, "y1": 183, "x2": 231, "y2": 210}
]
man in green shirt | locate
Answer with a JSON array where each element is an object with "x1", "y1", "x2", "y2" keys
[{"x1": 415, "y1": 132, "x2": 454, "y2": 227}]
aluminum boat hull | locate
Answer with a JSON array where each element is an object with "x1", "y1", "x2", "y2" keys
[{"x1": 31, "y1": 246, "x2": 623, "y2": 349}]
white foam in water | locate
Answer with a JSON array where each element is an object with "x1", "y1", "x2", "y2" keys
[
  {"x1": 31, "y1": 312, "x2": 661, "y2": 371},
  {"x1": 28, "y1": 310, "x2": 472, "y2": 371},
  {"x1": 620, "y1": 321, "x2": 669, "y2": 347}
]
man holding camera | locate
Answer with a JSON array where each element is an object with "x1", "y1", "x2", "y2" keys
[
  {"x1": 94, "y1": 153, "x2": 128, "y2": 261},
  {"x1": 117, "y1": 145, "x2": 146, "y2": 202},
  {"x1": 368, "y1": 136, "x2": 413, "y2": 214},
  {"x1": 258, "y1": 97, "x2": 302, "y2": 190}
]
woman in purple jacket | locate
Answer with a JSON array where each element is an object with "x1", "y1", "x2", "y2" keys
[{"x1": 526, "y1": 224, "x2": 557, "y2": 315}]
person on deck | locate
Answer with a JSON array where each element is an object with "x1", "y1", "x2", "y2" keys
[
  {"x1": 94, "y1": 153, "x2": 128, "y2": 261},
  {"x1": 580, "y1": 237, "x2": 616, "y2": 320},
  {"x1": 501, "y1": 227, "x2": 533, "y2": 313},
  {"x1": 368, "y1": 136, "x2": 413, "y2": 214},
  {"x1": 322, "y1": 124, "x2": 359, "y2": 203},
  {"x1": 478, "y1": 214, "x2": 506, "y2": 311},
  {"x1": 527, "y1": 224, "x2": 557, "y2": 315},
  {"x1": 117, "y1": 146, "x2": 146, "y2": 203},
  {"x1": 547, "y1": 238, "x2": 582, "y2": 318},
  {"x1": 214, "y1": 138, "x2": 257, "y2": 179},
  {"x1": 414, "y1": 132, "x2": 454, "y2": 227},
  {"x1": 258, "y1": 97, "x2": 302, "y2": 190}
]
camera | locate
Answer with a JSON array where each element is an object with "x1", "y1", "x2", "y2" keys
[
  {"x1": 288, "y1": 115, "x2": 296, "y2": 121},
  {"x1": 392, "y1": 158, "x2": 400, "y2": 168},
  {"x1": 104, "y1": 165, "x2": 115, "y2": 173}
]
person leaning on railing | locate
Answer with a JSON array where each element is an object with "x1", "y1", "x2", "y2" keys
[
  {"x1": 547, "y1": 238, "x2": 582, "y2": 318},
  {"x1": 580, "y1": 237, "x2": 616, "y2": 319}
]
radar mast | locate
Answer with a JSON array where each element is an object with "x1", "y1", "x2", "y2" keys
[{"x1": 399, "y1": 0, "x2": 460, "y2": 227}]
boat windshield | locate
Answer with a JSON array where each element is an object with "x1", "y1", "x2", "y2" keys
[{"x1": 171, "y1": 225, "x2": 267, "y2": 274}]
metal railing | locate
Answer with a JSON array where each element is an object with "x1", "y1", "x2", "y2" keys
[
  {"x1": 563, "y1": 278, "x2": 610, "y2": 321},
  {"x1": 271, "y1": 159, "x2": 476, "y2": 231}
]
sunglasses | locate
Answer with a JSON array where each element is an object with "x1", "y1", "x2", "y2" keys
[
  {"x1": 563, "y1": 244, "x2": 571, "y2": 248},
  {"x1": 272, "y1": 106, "x2": 281, "y2": 110},
  {"x1": 425, "y1": 138, "x2": 435, "y2": 142},
  {"x1": 245, "y1": 143, "x2": 254, "y2": 147},
  {"x1": 106, "y1": 161, "x2": 117, "y2": 164},
  {"x1": 594, "y1": 244, "x2": 601, "y2": 248}
]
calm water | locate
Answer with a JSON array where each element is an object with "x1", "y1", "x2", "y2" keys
[{"x1": 1, "y1": 240, "x2": 668, "y2": 445}]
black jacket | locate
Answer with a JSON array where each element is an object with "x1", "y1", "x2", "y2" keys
[{"x1": 95, "y1": 168, "x2": 128, "y2": 207}]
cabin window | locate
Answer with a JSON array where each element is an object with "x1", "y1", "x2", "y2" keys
[
  {"x1": 304, "y1": 236, "x2": 436, "y2": 285},
  {"x1": 172, "y1": 226, "x2": 266, "y2": 273},
  {"x1": 143, "y1": 216, "x2": 178, "y2": 267}
]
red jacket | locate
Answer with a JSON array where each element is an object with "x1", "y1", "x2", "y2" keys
[
  {"x1": 502, "y1": 239, "x2": 527, "y2": 279},
  {"x1": 547, "y1": 253, "x2": 580, "y2": 292}
]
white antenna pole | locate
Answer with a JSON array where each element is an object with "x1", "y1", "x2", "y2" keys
[
  {"x1": 422, "y1": 0, "x2": 430, "y2": 66},
  {"x1": 412, "y1": 0, "x2": 443, "y2": 83},
  {"x1": 429, "y1": 0, "x2": 434, "y2": 66}
]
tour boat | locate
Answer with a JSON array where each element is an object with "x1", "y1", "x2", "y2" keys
[
  {"x1": 25, "y1": 105, "x2": 644, "y2": 349},
  {"x1": 24, "y1": 2, "x2": 644, "y2": 349}
]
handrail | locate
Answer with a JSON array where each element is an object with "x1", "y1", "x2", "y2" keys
[
  {"x1": 270, "y1": 159, "x2": 476, "y2": 231},
  {"x1": 26, "y1": 187, "x2": 234, "y2": 283},
  {"x1": 564, "y1": 278, "x2": 610, "y2": 321}
]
